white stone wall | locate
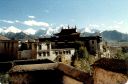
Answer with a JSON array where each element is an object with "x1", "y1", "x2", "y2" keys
[
  {"x1": 37, "y1": 42, "x2": 75, "y2": 61},
  {"x1": 99, "y1": 42, "x2": 111, "y2": 58},
  {"x1": 99, "y1": 42, "x2": 104, "y2": 52},
  {"x1": 37, "y1": 42, "x2": 48, "y2": 51},
  {"x1": 18, "y1": 50, "x2": 32, "y2": 59},
  {"x1": 37, "y1": 49, "x2": 75, "y2": 61},
  {"x1": 37, "y1": 50, "x2": 56, "y2": 60},
  {"x1": 101, "y1": 50, "x2": 110, "y2": 58}
]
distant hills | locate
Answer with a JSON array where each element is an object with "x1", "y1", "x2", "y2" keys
[
  {"x1": 101, "y1": 30, "x2": 128, "y2": 42},
  {"x1": 0, "y1": 27, "x2": 128, "y2": 42},
  {"x1": 2, "y1": 32, "x2": 37, "y2": 40},
  {"x1": 80, "y1": 30, "x2": 128, "y2": 42}
]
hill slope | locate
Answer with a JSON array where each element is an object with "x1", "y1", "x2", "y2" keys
[{"x1": 101, "y1": 30, "x2": 128, "y2": 41}]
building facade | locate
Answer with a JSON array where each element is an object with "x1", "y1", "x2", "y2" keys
[
  {"x1": 18, "y1": 41, "x2": 37, "y2": 60},
  {"x1": 0, "y1": 40, "x2": 18, "y2": 61},
  {"x1": 36, "y1": 42, "x2": 75, "y2": 62},
  {"x1": 36, "y1": 26, "x2": 102, "y2": 61}
]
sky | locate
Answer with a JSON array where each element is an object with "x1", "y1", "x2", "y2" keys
[{"x1": 0, "y1": 0, "x2": 128, "y2": 33}]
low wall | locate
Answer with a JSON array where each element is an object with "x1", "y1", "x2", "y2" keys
[{"x1": 93, "y1": 67, "x2": 128, "y2": 84}]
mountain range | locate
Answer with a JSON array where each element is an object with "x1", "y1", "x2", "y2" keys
[
  {"x1": 0, "y1": 27, "x2": 128, "y2": 41},
  {"x1": 0, "y1": 26, "x2": 61, "y2": 36}
]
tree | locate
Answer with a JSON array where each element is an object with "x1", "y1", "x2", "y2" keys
[
  {"x1": 72, "y1": 41, "x2": 93, "y2": 72},
  {"x1": 74, "y1": 41, "x2": 84, "y2": 50},
  {"x1": 78, "y1": 46, "x2": 88, "y2": 59},
  {"x1": 115, "y1": 49, "x2": 128, "y2": 60}
]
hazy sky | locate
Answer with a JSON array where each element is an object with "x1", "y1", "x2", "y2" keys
[{"x1": 0, "y1": 0, "x2": 128, "y2": 33}]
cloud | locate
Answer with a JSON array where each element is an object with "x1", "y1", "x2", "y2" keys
[
  {"x1": 0, "y1": 20, "x2": 14, "y2": 24},
  {"x1": 106, "y1": 21, "x2": 128, "y2": 33},
  {"x1": 15, "y1": 20, "x2": 20, "y2": 23},
  {"x1": 114, "y1": 21, "x2": 124, "y2": 25},
  {"x1": 0, "y1": 19, "x2": 50, "y2": 28},
  {"x1": 23, "y1": 28, "x2": 37, "y2": 35},
  {"x1": 88, "y1": 24, "x2": 100, "y2": 28},
  {"x1": 23, "y1": 20, "x2": 49, "y2": 27},
  {"x1": 84, "y1": 20, "x2": 128, "y2": 33},
  {"x1": 28, "y1": 16, "x2": 36, "y2": 19},
  {"x1": 84, "y1": 27, "x2": 92, "y2": 33},
  {"x1": 0, "y1": 19, "x2": 21, "y2": 24},
  {"x1": 117, "y1": 21, "x2": 124, "y2": 25}
]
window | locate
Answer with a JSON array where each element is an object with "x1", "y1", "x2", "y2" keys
[
  {"x1": 47, "y1": 44, "x2": 50, "y2": 50},
  {"x1": 29, "y1": 44, "x2": 32, "y2": 49},
  {"x1": 91, "y1": 47, "x2": 95, "y2": 50},
  {"x1": 34, "y1": 44, "x2": 37, "y2": 49},
  {"x1": 4, "y1": 42, "x2": 6, "y2": 48},
  {"x1": 59, "y1": 51, "x2": 62, "y2": 54},
  {"x1": 38, "y1": 53, "x2": 41, "y2": 56},
  {"x1": 59, "y1": 58, "x2": 61, "y2": 62},
  {"x1": 7, "y1": 42, "x2": 9, "y2": 48},
  {"x1": 63, "y1": 51, "x2": 66, "y2": 54},
  {"x1": 11, "y1": 42, "x2": 14, "y2": 48},
  {"x1": 43, "y1": 52, "x2": 46, "y2": 56},
  {"x1": 68, "y1": 50, "x2": 71, "y2": 54},
  {"x1": 39, "y1": 45, "x2": 41, "y2": 50},
  {"x1": 66, "y1": 51, "x2": 68, "y2": 54},
  {"x1": 47, "y1": 52, "x2": 49, "y2": 56},
  {"x1": 92, "y1": 40, "x2": 95, "y2": 44},
  {"x1": 11, "y1": 42, "x2": 14, "y2": 52},
  {"x1": 55, "y1": 51, "x2": 58, "y2": 55}
]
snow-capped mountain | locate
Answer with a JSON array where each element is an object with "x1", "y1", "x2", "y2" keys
[
  {"x1": 0, "y1": 26, "x2": 100, "y2": 36},
  {"x1": 23, "y1": 28, "x2": 37, "y2": 35},
  {"x1": 80, "y1": 27, "x2": 101, "y2": 33},
  {"x1": 3, "y1": 26, "x2": 22, "y2": 33},
  {"x1": 45, "y1": 27, "x2": 61, "y2": 36},
  {"x1": 35, "y1": 29, "x2": 47, "y2": 37},
  {"x1": 1, "y1": 26, "x2": 128, "y2": 42},
  {"x1": 46, "y1": 28, "x2": 55, "y2": 36},
  {"x1": 0, "y1": 28, "x2": 4, "y2": 33},
  {"x1": 0, "y1": 27, "x2": 38, "y2": 35}
]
